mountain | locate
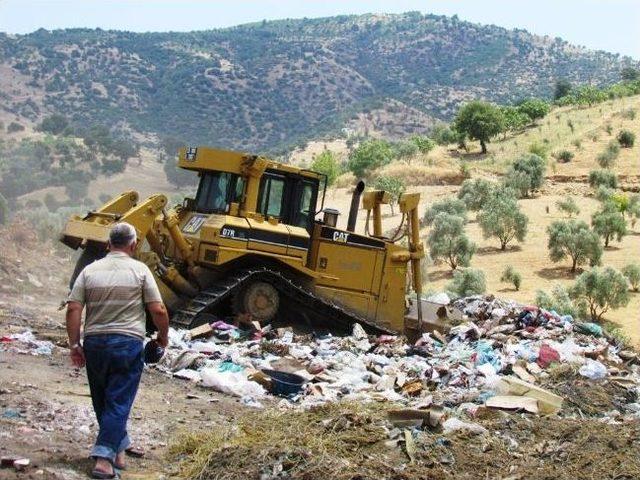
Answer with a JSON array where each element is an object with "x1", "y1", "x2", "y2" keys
[{"x1": 0, "y1": 12, "x2": 637, "y2": 152}]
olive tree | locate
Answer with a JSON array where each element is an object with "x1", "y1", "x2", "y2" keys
[
  {"x1": 591, "y1": 203, "x2": 627, "y2": 247},
  {"x1": 535, "y1": 284, "x2": 579, "y2": 318},
  {"x1": 503, "y1": 154, "x2": 546, "y2": 198},
  {"x1": 569, "y1": 267, "x2": 630, "y2": 321},
  {"x1": 547, "y1": 220, "x2": 603, "y2": 272},
  {"x1": 424, "y1": 198, "x2": 468, "y2": 225},
  {"x1": 457, "y1": 178, "x2": 496, "y2": 211},
  {"x1": 453, "y1": 101, "x2": 504, "y2": 154},
  {"x1": 622, "y1": 263, "x2": 640, "y2": 292},
  {"x1": 447, "y1": 268, "x2": 486, "y2": 298},
  {"x1": 477, "y1": 192, "x2": 528, "y2": 250},
  {"x1": 427, "y1": 212, "x2": 476, "y2": 270},
  {"x1": 556, "y1": 197, "x2": 580, "y2": 217}
]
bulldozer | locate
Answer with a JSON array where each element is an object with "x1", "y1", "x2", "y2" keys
[{"x1": 60, "y1": 147, "x2": 424, "y2": 335}]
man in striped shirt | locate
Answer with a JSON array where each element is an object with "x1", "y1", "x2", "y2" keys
[{"x1": 66, "y1": 222, "x2": 169, "y2": 479}]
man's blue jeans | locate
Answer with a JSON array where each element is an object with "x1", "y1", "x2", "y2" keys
[{"x1": 83, "y1": 334, "x2": 144, "y2": 463}]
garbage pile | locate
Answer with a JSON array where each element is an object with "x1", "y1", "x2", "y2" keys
[
  {"x1": 0, "y1": 330, "x2": 55, "y2": 356},
  {"x1": 157, "y1": 295, "x2": 640, "y2": 419}
]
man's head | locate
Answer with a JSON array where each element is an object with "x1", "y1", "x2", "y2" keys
[{"x1": 108, "y1": 222, "x2": 137, "y2": 255}]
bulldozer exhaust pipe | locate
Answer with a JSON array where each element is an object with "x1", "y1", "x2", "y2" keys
[{"x1": 347, "y1": 180, "x2": 365, "y2": 232}]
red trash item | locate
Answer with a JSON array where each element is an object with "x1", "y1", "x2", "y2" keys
[{"x1": 537, "y1": 344, "x2": 561, "y2": 368}]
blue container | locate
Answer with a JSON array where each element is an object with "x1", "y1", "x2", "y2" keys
[{"x1": 261, "y1": 369, "x2": 305, "y2": 396}]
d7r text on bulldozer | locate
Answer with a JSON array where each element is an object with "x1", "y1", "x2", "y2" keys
[{"x1": 60, "y1": 147, "x2": 425, "y2": 336}]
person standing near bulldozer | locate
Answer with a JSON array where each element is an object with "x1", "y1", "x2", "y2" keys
[{"x1": 65, "y1": 222, "x2": 169, "y2": 479}]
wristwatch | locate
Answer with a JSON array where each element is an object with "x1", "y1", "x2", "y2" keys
[{"x1": 70, "y1": 343, "x2": 82, "y2": 350}]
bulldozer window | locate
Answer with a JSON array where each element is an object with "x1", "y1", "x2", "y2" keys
[
  {"x1": 258, "y1": 174, "x2": 285, "y2": 218},
  {"x1": 195, "y1": 172, "x2": 240, "y2": 214},
  {"x1": 293, "y1": 181, "x2": 317, "y2": 230}
]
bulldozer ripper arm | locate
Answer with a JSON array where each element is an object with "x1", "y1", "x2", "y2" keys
[
  {"x1": 60, "y1": 193, "x2": 168, "y2": 250},
  {"x1": 399, "y1": 193, "x2": 424, "y2": 323}
]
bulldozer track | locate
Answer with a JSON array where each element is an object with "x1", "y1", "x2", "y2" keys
[{"x1": 170, "y1": 268, "x2": 393, "y2": 334}]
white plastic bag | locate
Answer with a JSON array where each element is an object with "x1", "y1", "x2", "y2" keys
[
  {"x1": 200, "y1": 368, "x2": 266, "y2": 398},
  {"x1": 578, "y1": 359, "x2": 608, "y2": 379}
]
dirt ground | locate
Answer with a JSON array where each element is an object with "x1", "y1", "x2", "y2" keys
[{"x1": 0, "y1": 300, "x2": 253, "y2": 480}]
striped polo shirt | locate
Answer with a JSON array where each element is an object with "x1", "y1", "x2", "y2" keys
[{"x1": 69, "y1": 251, "x2": 163, "y2": 339}]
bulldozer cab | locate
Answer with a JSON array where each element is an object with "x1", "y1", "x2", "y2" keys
[{"x1": 181, "y1": 147, "x2": 323, "y2": 233}]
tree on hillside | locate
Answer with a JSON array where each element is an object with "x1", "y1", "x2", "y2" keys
[
  {"x1": 164, "y1": 158, "x2": 194, "y2": 188},
  {"x1": 517, "y1": 98, "x2": 550, "y2": 123},
  {"x1": 556, "y1": 197, "x2": 580, "y2": 217},
  {"x1": 160, "y1": 136, "x2": 185, "y2": 161},
  {"x1": 38, "y1": 114, "x2": 69, "y2": 135},
  {"x1": 453, "y1": 101, "x2": 504, "y2": 154},
  {"x1": 503, "y1": 154, "x2": 546, "y2": 198},
  {"x1": 427, "y1": 212, "x2": 475, "y2": 270},
  {"x1": 424, "y1": 198, "x2": 468, "y2": 225},
  {"x1": 591, "y1": 203, "x2": 627, "y2": 247},
  {"x1": 447, "y1": 268, "x2": 486, "y2": 297},
  {"x1": 373, "y1": 176, "x2": 406, "y2": 214},
  {"x1": 311, "y1": 150, "x2": 341, "y2": 186},
  {"x1": 554, "y1": 79, "x2": 572, "y2": 100},
  {"x1": 569, "y1": 267, "x2": 630, "y2": 321},
  {"x1": 621, "y1": 67, "x2": 639, "y2": 82},
  {"x1": 457, "y1": 178, "x2": 496, "y2": 211},
  {"x1": 547, "y1": 219, "x2": 602, "y2": 272},
  {"x1": 478, "y1": 192, "x2": 528, "y2": 250},
  {"x1": 347, "y1": 139, "x2": 393, "y2": 177},
  {"x1": 499, "y1": 106, "x2": 529, "y2": 137}
]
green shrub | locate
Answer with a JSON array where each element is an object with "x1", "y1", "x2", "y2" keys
[
  {"x1": 503, "y1": 153, "x2": 546, "y2": 198},
  {"x1": 500, "y1": 265, "x2": 522, "y2": 291},
  {"x1": 447, "y1": 268, "x2": 486, "y2": 297},
  {"x1": 347, "y1": 139, "x2": 393, "y2": 177},
  {"x1": 535, "y1": 285, "x2": 579, "y2": 318},
  {"x1": 556, "y1": 197, "x2": 580, "y2": 217},
  {"x1": 589, "y1": 170, "x2": 618, "y2": 189},
  {"x1": 555, "y1": 150, "x2": 574, "y2": 163},
  {"x1": 0, "y1": 192, "x2": 8, "y2": 225},
  {"x1": 311, "y1": 150, "x2": 341, "y2": 186},
  {"x1": 528, "y1": 142, "x2": 548, "y2": 159},
  {"x1": 410, "y1": 135, "x2": 436, "y2": 154},
  {"x1": 617, "y1": 130, "x2": 635, "y2": 148}
]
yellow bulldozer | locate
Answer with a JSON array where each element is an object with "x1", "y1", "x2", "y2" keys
[{"x1": 60, "y1": 147, "x2": 424, "y2": 335}]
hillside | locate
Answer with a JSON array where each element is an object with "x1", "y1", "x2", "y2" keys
[{"x1": 1, "y1": 12, "x2": 637, "y2": 152}]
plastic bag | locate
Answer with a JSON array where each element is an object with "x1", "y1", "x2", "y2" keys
[
  {"x1": 578, "y1": 359, "x2": 608, "y2": 379},
  {"x1": 200, "y1": 368, "x2": 266, "y2": 398}
]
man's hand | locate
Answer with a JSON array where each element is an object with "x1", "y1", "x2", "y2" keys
[
  {"x1": 155, "y1": 332, "x2": 168, "y2": 348},
  {"x1": 70, "y1": 345, "x2": 86, "y2": 368},
  {"x1": 147, "y1": 301, "x2": 169, "y2": 348}
]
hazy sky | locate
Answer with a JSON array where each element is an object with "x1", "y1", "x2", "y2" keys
[{"x1": 1, "y1": 0, "x2": 638, "y2": 58}]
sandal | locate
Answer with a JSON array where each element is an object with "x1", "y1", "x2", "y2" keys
[{"x1": 91, "y1": 468, "x2": 119, "y2": 479}]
